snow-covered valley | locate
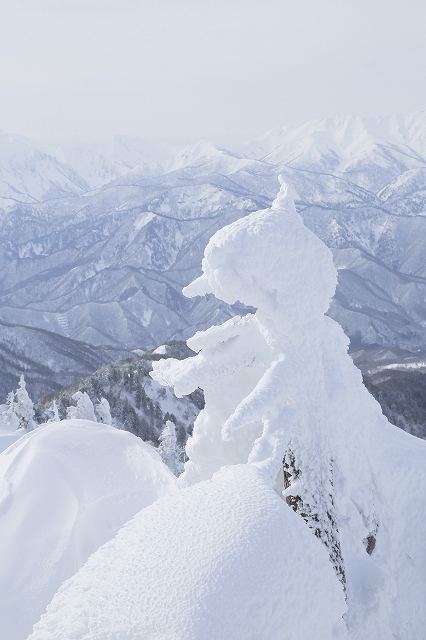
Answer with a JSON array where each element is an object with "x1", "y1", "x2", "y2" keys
[{"x1": 2, "y1": 113, "x2": 426, "y2": 405}]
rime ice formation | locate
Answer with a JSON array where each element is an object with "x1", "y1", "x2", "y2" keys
[
  {"x1": 66, "y1": 390, "x2": 96, "y2": 421},
  {"x1": 1, "y1": 374, "x2": 35, "y2": 432},
  {"x1": 94, "y1": 397, "x2": 112, "y2": 424},
  {"x1": 151, "y1": 179, "x2": 426, "y2": 638},
  {"x1": 0, "y1": 420, "x2": 176, "y2": 640},
  {"x1": 152, "y1": 178, "x2": 339, "y2": 486}
]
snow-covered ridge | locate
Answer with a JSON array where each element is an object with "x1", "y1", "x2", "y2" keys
[
  {"x1": 42, "y1": 135, "x2": 181, "y2": 190},
  {"x1": 241, "y1": 112, "x2": 426, "y2": 179},
  {"x1": 7, "y1": 111, "x2": 426, "y2": 199}
]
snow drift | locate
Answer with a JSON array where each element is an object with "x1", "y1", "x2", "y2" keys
[
  {"x1": 29, "y1": 464, "x2": 347, "y2": 640},
  {"x1": 0, "y1": 420, "x2": 176, "y2": 640}
]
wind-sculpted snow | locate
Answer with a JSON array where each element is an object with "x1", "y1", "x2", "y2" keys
[
  {"x1": 29, "y1": 465, "x2": 347, "y2": 640},
  {"x1": 152, "y1": 181, "x2": 426, "y2": 638},
  {"x1": 0, "y1": 420, "x2": 176, "y2": 640}
]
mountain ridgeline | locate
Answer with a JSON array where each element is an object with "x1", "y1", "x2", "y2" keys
[
  {"x1": 35, "y1": 342, "x2": 204, "y2": 446},
  {"x1": 1, "y1": 113, "x2": 426, "y2": 411}
]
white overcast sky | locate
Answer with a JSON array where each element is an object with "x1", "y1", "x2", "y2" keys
[{"x1": 1, "y1": 0, "x2": 425, "y2": 142}]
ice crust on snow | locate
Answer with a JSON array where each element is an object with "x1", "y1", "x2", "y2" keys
[
  {"x1": 28, "y1": 465, "x2": 347, "y2": 640},
  {"x1": 0, "y1": 420, "x2": 176, "y2": 640}
]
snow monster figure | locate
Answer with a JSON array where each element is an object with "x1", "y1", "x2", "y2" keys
[
  {"x1": 152, "y1": 177, "x2": 350, "y2": 572},
  {"x1": 153, "y1": 179, "x2": 338, "y2": 486},
  {"x1": 152, "y1": 177, "x2": 426, "y2": 638}
]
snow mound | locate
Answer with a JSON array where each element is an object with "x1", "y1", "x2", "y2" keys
[
  {"x1": 29, "y1": 464, "x2": 347, "y2": 640},
  {"x1": 0, "y1": 420, "x2": 176, "y2": 640}
]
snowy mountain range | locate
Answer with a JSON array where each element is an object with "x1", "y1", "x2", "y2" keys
[
  {"x1": 2, "y1": 112, "x2": 426, "y2": 398},
  {"x1": 41, "y1": 135, "x2": 180, "y2": 190},
  {"x1": 12, "y1": 178, "x2": 426, "y2": 640},
  {"x1": 0, "y1": 131, "x2": 88, "y2": 203},
  {"x1": 0, "y1": 320, "x2": 132, "y2": 401}
]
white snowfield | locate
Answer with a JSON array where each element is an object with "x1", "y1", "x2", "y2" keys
[
  {"x1": 16, "y1": 181, "x2": 426, "y2": 639},
  {"x1": 0, "y1": 420, "x2": 176, "y2": 640},
  {"x1": 28, "y1": 465, "x2": 347, "y2": 640},
  {"x1": 0, "y1": 416, "x2": 22, "y2": 453}
]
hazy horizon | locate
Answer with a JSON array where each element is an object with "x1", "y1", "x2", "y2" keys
[{"x1": 1, "y1": 0, "x2": 425, "y2": 142}]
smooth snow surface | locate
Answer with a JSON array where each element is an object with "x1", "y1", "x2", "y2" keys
[
  {"x1": 0, "y1": 420, "x2": 176, "y2": 640},
  {"x1": 0, "y1": 432, "x2": 22, "y2": 453},
  {"x1": 29, "y1": 465, "x2": 347, "y2": 640}
]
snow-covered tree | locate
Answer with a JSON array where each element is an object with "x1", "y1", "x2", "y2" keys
[
  {"x1": 95, "y1": 398, "x2": 112, "y2": 425},
  {"x1": 46, "y1": 400, "x2": 60, "y2": 423},
  {"x1": 158, "y1": 420, "x2": 183, "y2": 476},
  {"x1": 66, "y1": 391, "x2": 97, "y2": 421},
  {"x1": 151, "y1": 177, "x2": 420, "y2": 635},
  {"x1": 0, "y1": 391, "x2": 20, "y2": 430},
  {"x1": 6, "y1": 375, "x2": 36, "y2": 431}
]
